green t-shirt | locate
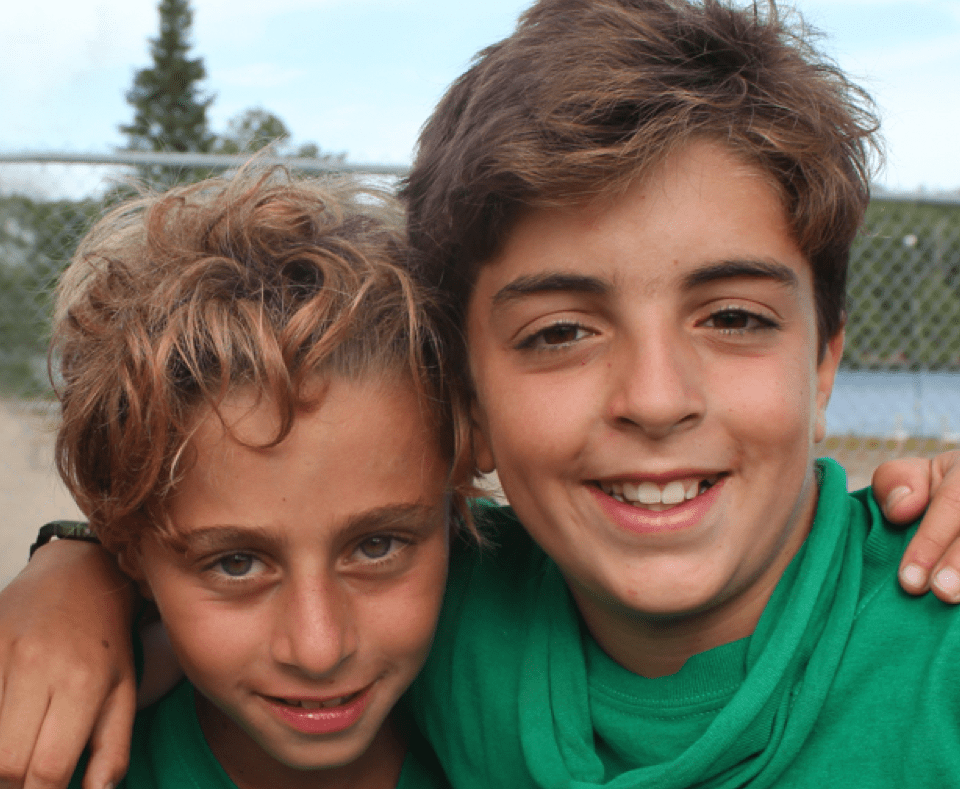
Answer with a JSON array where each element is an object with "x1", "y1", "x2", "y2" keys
[
  {"x1": 410, "y1": 459, "x2": 960, "y2": 787},
  {"x1": 69, "y1": 680, "x2": 449, "y2": 789}
]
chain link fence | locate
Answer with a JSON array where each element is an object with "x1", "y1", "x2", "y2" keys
[
  {"x1": 824, "y1": 194, "x2": 960, "y2": 484},
  {"x1": 0, "y1": 153, "x2": 959, "y2": 581}
]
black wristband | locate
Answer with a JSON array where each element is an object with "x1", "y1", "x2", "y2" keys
[{"x1": 29, "y1": 520, "x2": 100, "y2": 559}]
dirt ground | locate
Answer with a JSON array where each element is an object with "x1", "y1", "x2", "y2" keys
[
  {"x1": 0, "y1": 400, "x2": 82, "y2": 588},
  {"x1": 1, "y1": 399, "x2": 955, "y2": 589}
]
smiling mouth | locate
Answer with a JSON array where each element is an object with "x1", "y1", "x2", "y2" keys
[
  {"x1": 597, "y1": 475, "x2": 724, "y2": 511},
  {"x1": 269, "y1": 688, "x2": 366, "y2": 710}
]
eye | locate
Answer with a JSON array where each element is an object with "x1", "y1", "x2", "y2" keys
[
  {"x1": 215, "y1": 553, "x2": 259, "y2": 577},
  {"x1": 702, "y1": 308, "x2": 777, "y2": 333},
  {"x1": 354, "y1": 535, "x2": 407, "y2": 563},
  {"x1": 517, "y1": 322, "x2": 594, "y2": 350}
]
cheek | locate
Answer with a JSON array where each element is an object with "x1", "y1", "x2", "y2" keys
[
  {"x1": 150, "y1": 578, "x2": 258, "y2": 683},
  {"x1": 479, "y1": 375, "x2": 600, "y2": 469},
  {"x1": 720, "y1": 355, "x2": 817, "y2": 439},
  {"x1": 364, "y1": 549, "x2": 448, "y2": 674}
]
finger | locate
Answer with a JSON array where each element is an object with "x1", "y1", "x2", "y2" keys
[
  {"x1": 0, "y1": 673, "x2": 52, "y2": 789},
  {"x1": 898, "y1": 455, "x2": 960, "y2": 596},
  {"x1": 872, "y1": 457, "x2": 932, "y2": 525},
  {"x1": 22, "y1": 661, "x2": 126, "y2": 789},
  {"x1": 21, "y1": 711, "x2": 92, "y2": 789},
  {"x1": 929, "y1": 544, "x2": 960, "y2": 604},
  {"x1": 79, "y1": 684, "x2": 135, "y2": 789}
]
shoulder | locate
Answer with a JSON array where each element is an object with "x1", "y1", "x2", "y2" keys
[
  {"x1": 824, "y1": 460, "x2": 960, "y2": 651},
  {"x1": 113, "y1": 681, "x2": 235, "y2": 789},
  {"x1": 810, "y1": 461, "x2": 960, "y2": 651},
  {"x1": 410, "y1": 501, "x2": 557, "y2": 785},
  {"x1": 395, "y1": 719, "x2": 453, "y2": 789},
  {"x1": 815, "y1": 458, "x2": 914, "y2": 595},
  {"x1": 448, "y1": 499, "x2": 549, "y2": 595},
  {"x1": 68, "y1": 692, "x2": 170, "y2": 789},
  {"x1": 815, "y1": 479, "x2": 960, "y2": 780}
]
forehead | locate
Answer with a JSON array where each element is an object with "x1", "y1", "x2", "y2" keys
[
  {"x1": 168, "y1": 374, "x2": 447, "y2": 540},
  {"x1": 470, "y1": 141, "x2": 807, "y2": 303}
]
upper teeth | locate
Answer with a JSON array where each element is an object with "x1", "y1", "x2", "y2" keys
[
  {"x1": 288, "y1": 696, "x2": 348, "y2": 710},
  {"x1": 600, "y1": 477, "x2": 717, "y2": 507}
]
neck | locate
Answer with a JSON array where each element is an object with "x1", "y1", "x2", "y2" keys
[
  {"x1": 196, "y1": 692, "x2": 407, "y2": 789},
  {"x1": 569, "y1": 570, "x2": 787, "y2": 677}
]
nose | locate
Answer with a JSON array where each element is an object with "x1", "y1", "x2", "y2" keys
[
  {"x1": 270, "y1": 572, "x2": 357, "y2": 678},
  {"x1": 606, "y1": 325, "x2": 705, "y2": 439}
]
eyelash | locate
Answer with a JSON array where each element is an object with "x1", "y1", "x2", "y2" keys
[
  {"x1": 701, "y1": 307, "x2": 780, "y2": 335},
  {"x1": 515, "y1": 321, "x2": 595, "y2": 351},
  {"x1": 204, "y1": 552, "x2": 265, "y2": 581},
  {"x1": 349, "y1": 534, "x2": 411, "y2": 568},
  {"x1": 199, "y1": 534, "x2": 412, "y2": 584},
  {"x1": 514, "y1": 304, "x2": 778, "y2": 350}
]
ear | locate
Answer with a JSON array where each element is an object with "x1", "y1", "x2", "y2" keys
[
  {"x1": 471, "y1": 398, "x2": 496, "y2": 475},
  {"x1": 814, "y1": 326, "x2": 845, "y2": 444},
  {"x1": 117, "y1": 540, "x2": 156, "y2": 602}
]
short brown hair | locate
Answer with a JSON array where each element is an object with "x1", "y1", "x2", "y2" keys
[
  {"x1": 53, "y1": 166, "x2": 471, "y2": 551},
  {"x1": 403, "y1": 0, "x2": 880, "y2": 353}
]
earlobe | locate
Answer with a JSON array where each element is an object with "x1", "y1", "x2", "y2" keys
[
  {"x1": 814, "y1": 327, "x2": 845, "y2": 444},
  {"x1": 814, "y1": 403, "x2": 828, "y2": 444}
]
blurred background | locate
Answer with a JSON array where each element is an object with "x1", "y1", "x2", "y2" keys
[{"x1": 1, "y1": 0, "x2": 958, "y2": 585}]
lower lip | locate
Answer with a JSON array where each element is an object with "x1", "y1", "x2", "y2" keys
[
  {"x1": 590, "y1": 477, "x2": 726, "y2": 535},
  {"x1": 266, "y1": 686, "x2": 372, "y2": 736}
]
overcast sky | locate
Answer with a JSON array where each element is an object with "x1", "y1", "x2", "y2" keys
[{"x1": 3, "y1": 0, "x2": 959, "y2": 192}]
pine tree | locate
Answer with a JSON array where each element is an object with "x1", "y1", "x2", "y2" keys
[{"x1": 120, "y1": 0, "x2": 215, "y2": 184}]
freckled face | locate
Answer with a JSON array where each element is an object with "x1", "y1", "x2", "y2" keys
[
  {"x1": 130, "y1": 375, "x2": 449, "y2": 785},
  {"x1": 466, "y1": 142, "x2": 843, "y2": 661}
]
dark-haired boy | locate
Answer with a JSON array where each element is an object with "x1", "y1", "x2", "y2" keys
[{"x1": 400, "y1": 0, "x2": 960, "y2": 785}]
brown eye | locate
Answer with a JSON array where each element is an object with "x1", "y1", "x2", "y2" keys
[
  {"x1": 704, "y1": 309, "x2": 777, "y2": 333},
  {"x1": 518, "y1": 322, "x2": 594, "y2": 350},
  {"x1": 217, "y1": 553, "x2": 255, "y2": 577},
  {"x1": 710, "y1": 310, "x2": 751, "y2": 330},
  {"x1": 540, "y1": 324, "x2": 583, "y2": 345}
]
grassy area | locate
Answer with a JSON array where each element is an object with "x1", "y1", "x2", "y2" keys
[
  {"x1": 821, "y1": 434, "x2": 960, "y2": 454},
  {"x1": 820, "y1": 433, "x2": 960, "y2": 490}
]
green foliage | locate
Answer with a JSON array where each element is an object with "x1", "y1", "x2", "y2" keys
[
  {"x1": 120, "y1": 0, "x2": 216, "y2": 186},
  {"x1": 214, "y1": 108, "x2": 337, "y2": 160},
  {"x1": 118, "y1": 0, "x2": 334, "y2": 187},
  {"x1": 215, "y1": 108, "x2": 291, "y2": 154}
]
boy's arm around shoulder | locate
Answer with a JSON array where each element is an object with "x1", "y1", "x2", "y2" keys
[
  {"x1": 873, "y1": 451, "x2": 960, "y2": 602},
  {"x1": 0, "y1": 541, "x2": 137, "y2": 789}
]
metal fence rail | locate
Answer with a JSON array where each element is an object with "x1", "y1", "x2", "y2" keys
[
  {"x1": 1, "y1": 152, "x2": 959, "y2": 487},
  {"x1": 0, "y1": 150, "x2": 410, "y2": 177}
]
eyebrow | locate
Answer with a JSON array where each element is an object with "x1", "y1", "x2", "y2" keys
[
  {"x1": 175, "y1": 502, "x2": 445, "y2": 554},
  {"x1": 491, "y1": 273, "x2": 610, "y2": 306},
  {"x1": 174, "y1": 525, "x2": 281, "y2": 555},
  {"x1": 682, "y1": 259, "x2": 799, "y2": 291},
  {"x1": 341, "y1": 502, "x2": 447, "y2": 538}
]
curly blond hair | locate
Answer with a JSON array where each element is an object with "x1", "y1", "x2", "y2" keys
[{"x1": 53, "y1": 165, "x2": 473, "y2": 551}]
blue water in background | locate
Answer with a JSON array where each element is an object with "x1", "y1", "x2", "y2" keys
[{"x1": 827, "y1": 370, "x2": 960, "y2": 437}]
